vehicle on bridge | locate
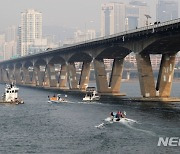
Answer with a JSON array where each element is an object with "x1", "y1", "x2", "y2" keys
[
  {"x1": 0, "y1": 83, "x2": 24, "y2": 105},
  {"x1": 83, "y1": 87, "x2": 100, "y2": 101}
]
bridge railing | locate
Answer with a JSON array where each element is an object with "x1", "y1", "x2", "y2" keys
[
  {"x1": 2, "y1": 18, "x2": 180, "y2": 62},
  {"x1": 69, "y1": 18, "x2": 180, "y2": 48},
  {"x1": 26, "y1": 18, "x2": 180, "y2": 55}
]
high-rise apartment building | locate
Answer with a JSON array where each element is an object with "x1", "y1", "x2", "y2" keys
[
  {"x1": 101, "y1": 2, "x2": 126, "y2": 36},
  {"x1": 126, "y1": 1, "x2": 148, "y2": 30},
  {"x1": 156, "y1": 0, "x2": 178, "y2": 22},
  {"x1": 101, "y1": 1, "x2": 149, "y2": 36},
  {"x1": 5, "y1": 25, "x2": 17, "y2": 42},
  {"x1": 20, "y1": 9, "x2": 42, "y2": 56}
]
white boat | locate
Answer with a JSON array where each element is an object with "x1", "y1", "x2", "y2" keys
[
  {"x1": 48, "y1": 94, "x2": 68, "y2": 103},
  {"x1": 83, "y1": 87, "x2": 100, "y2": 101},
  {"x1": 0, "y1": 83, "x2": 24, "y2": 104}
]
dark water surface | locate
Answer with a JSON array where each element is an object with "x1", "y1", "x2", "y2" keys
[{"x1": 0, "y1": 82, "x2": 179, "y2": 154}]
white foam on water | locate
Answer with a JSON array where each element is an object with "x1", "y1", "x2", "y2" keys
[
  {"x1": 95, "y1": 123, "x2": 105, "y2": 129},
  {"x1": 123, "y1": 122, "x2": 156, "y2": 136},
  {"x1": 77, "y1": 101, "x2": 102, "y2": 105}
]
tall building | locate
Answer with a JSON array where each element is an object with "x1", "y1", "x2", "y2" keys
[
  {"x1": 126, "y1": 1, "x2": 148, "y2": 30},
  {"x1": 20, "y1": 9, "x2": 42, "y2": 56},
  {"x1": 101, "y1": 1, "x2": 149, "y2": 36},
  {"x1": 157, "y1": 0, "x2": 178, "y2": 22},
  {"x1": 101, "y1": 2, "x2": 126, "y2": 36},
  {"x1": 5, "y1": 25, "x2": 17, "y2": 42},
  {"x1": 0, "y1": 34, "x2": 5, "y2": 61}
]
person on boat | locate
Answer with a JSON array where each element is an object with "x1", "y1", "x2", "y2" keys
[
  {"x1": 115, "y1": 111, "x2": 121, "y2": 121},
  {"x1": 112, "y1": 111, "x2": 125, "y2": 121},
  {"x1": 58, "y1": 95, "x2": 61, "y2": 101},
  {"x1": 117, "y1": 111, "x2": 125, "y2": 118},
  {"x1": 110, "y1": 112, "x2": 116, "y2": 121}
]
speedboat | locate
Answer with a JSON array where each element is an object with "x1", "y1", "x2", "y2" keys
[
  {"x1": 48, "y1": 94, "x2": 68, "y2": 103},
  {"x1": 105, "y1": 111, "x2": 137, "y2": 123},
  {"x1": 83, "y1": 87, "x2": 100, "y2": 101},
  {"x1": 0, "y1": 83, "x2": 24, "y2": 104}
]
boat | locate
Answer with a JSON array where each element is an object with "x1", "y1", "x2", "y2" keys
[
  {"x1": 83, "y1": 87, "x2": 100, "y2": 101},
  {"x1": 48, "y1": 94, "x2": 68, "y2": 103},
  {"x1": 0, "y1": 83, "x2": 24, "y2": 104}
]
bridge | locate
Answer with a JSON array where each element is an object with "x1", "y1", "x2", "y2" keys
[{"x1": 0, "y1": 19, "x2": 180, "y2": 100}]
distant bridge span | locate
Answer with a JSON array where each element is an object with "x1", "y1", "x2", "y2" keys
[{"x1": 1, "y1": 19, "x2": 180, "y2": 99}]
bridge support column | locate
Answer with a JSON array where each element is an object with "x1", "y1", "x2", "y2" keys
[
  {"x1": 79, "y1": 62, "x2": 91, "y2": 90},
  {"x1": 1, "y1": 68, "x2": 9, "y2": 83},
  {"x1": 14, "y1": 68, "x2": 22, "y2": 84},
  {"x1": 59, "y1": 64, "x2": 68, "y2": 89},
  {"x1": 136, "y1": 54, "x2": 156, "y2": 97},
  {"x1": 31, "y1": 66, "x2": 37, "y2": 86},
  {"x1": 0, "y1": 67, "x2": 2, "y2": 82},
  {"x1": 47, "y1": 64, "x2": 57, "y2": 87},
  {"x1": 34, "y1": 66, "x2": 43, "y2": 86},
  {"x1": 94, "y1": 58, "x2": 125, "y2": 95},
  {"x1": 22, "y1": 67, "x2": 31, "y2": 84},
  {"x1": 156, "y1": 53, "x2": 176, "y2": 97},
  {"x1": 8, "y1": 68, "x2": 15, "y2": 83},
  {"x1": 43, "y1": 65, "x2": 50, "y2": 87},
  {"x1": 68, "y1": 62, "x2": 78, "y2": 89},
  {"x1": 94, "y1": 59, "x2": 109, "y2": 93},
  {"x1": 109, "y1": 58, "x2": 124, "y2": 93}
]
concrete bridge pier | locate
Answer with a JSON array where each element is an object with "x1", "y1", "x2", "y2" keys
[
  {"x1": 42, "y1": 65, "x2": 49, "y2": 87},
  {"x1": 22, "y1": 65, "x2": 31, "y2": 84},
  {"x1": 47, "y1": 63, "x2": 58, "y2": 87},
  {"x1": 156, "y1": 53, "x2": 177, "y2": 97},
  {"x1": 31, "y1": 64, "x2": 37, "y2": 86},
  {"x1": 109, "y1": 58, "x2": 124, "y2": 94},
  {"x1": 79, "y1": 62, "x2": 91, "y2": 91},
  {"x1": 14, "y1": 66, "x2": 23, "y2": 85},
  {"x1": 33, "y1": 66, "x2": 40, "y2": 86},
  {"x1": 136, "y1": 53, "x2": 156, "y2": 97},
  {"x1": 94, "y1": 58, "x2": 124, "y2": 95},
  {"x1": 67, "y1": 62, "x2": 78, "y2": 90},
  {"x1": 8, "y1": 66, "x2": 15, "y2": 84},
  {"x1": 59, "y1": 64, "x2": 68, "y2": 89},
  {"x1": 1, "y1": 67, "x2": 9, "y2": 83}
]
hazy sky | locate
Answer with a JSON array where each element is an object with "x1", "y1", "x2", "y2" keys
[{"x1": 0, "y1": 0, "x2": 179, "y2": 32}]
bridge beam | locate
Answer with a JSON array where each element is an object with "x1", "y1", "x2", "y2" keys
[
  {"x1": 156, "y1": 53, "x2": 176, "y2": 97},
  {"x1": 136, "y1": 53, "x2": 156, "y2": 97}
]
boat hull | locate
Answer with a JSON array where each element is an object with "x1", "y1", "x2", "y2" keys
[
  {"x1": 0, "y1": 100, "x2": 24, "y2": 105},
  {"x1": 48, "y1": 100, "x2": 67, "y2": 103}
]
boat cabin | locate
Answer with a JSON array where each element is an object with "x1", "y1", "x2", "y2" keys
[{"x1": 4, "y1": 84, "x2": 19, "y2": 102}]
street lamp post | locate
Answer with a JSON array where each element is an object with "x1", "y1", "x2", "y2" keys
[{"x1": 145, "y1": 14, "x2": 151, "y2": 26}]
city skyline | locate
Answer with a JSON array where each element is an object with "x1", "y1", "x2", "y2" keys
[
  {"x1": 0, "y1": 0, "x2": 180, "y2": 60},
  {"x1": 0, "y1": 0, "x2": 179, "y2": 33}
]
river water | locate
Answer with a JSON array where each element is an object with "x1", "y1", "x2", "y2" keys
[{"x1": 0, "y1": 82, "x2": 179, "y2": 154}]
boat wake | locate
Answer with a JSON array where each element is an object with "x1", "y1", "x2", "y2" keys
[
  {"x1": 78, "y1": 101, "x2": 102, "y2": 105},
  {"x1": 104, "y1": 117, "x2": 138, "y2": 124},
  {"x1": 123, "y1": 122, "x2": 156, "y2": 136},
  {"x1": 95, "y1": 116, "x2": 156, "y2": 136}
]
